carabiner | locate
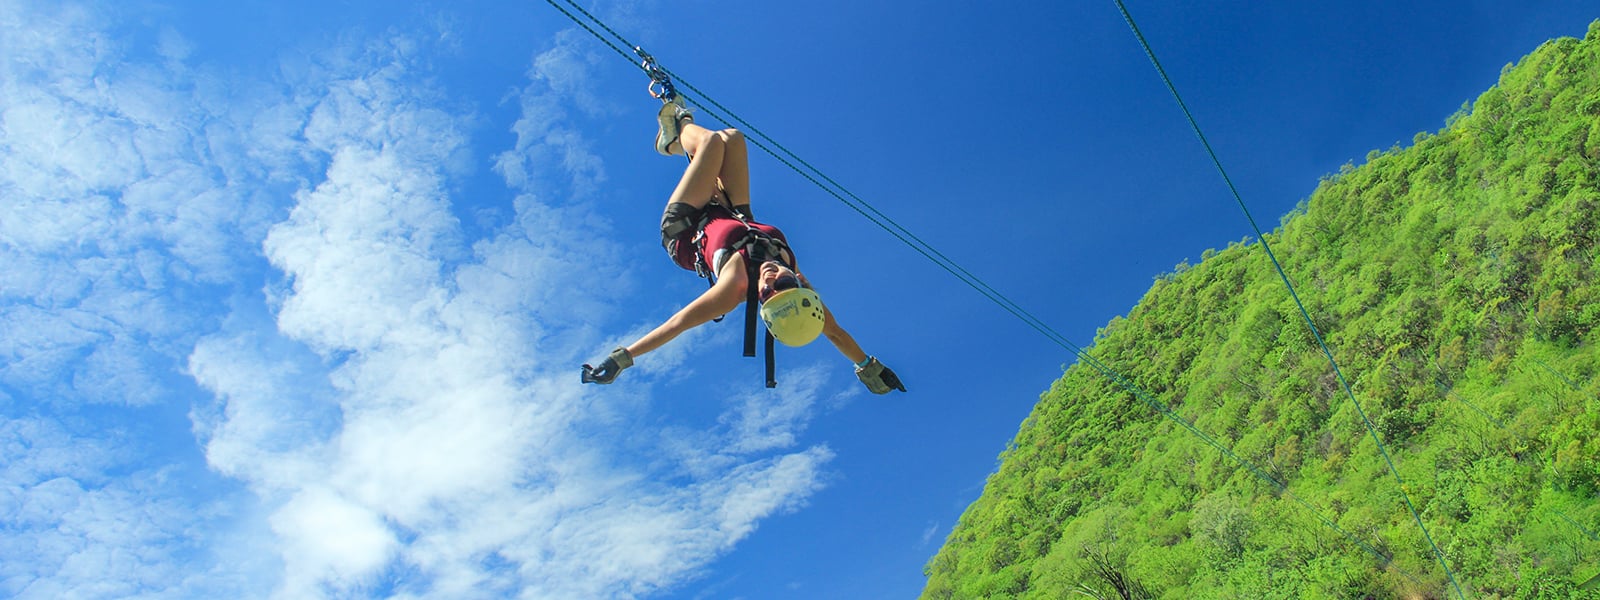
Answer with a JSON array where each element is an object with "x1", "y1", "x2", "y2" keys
[
  {"x1": 634, "y1": 46, "x2": 678, "y2": 101},
  {"x1": 649, "y1": 79, "x2": 677, "y2": 101}
]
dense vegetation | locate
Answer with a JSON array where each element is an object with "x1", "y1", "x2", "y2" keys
[{"x1": 923, "y1": 21, "x2": 1600, "y2": 600}]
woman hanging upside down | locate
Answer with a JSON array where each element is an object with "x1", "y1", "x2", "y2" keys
[{"x1": 581, "y1": 98, "x2": 905, "y2": 394}]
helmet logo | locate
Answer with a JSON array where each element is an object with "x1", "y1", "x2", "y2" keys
[{"x1": 759, "y1": 288, "x2": 826, "y2": 347}]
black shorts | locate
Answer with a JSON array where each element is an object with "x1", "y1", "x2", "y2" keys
[{"x1": 660, "y1": 202, "x2": 705, "y2": 271}]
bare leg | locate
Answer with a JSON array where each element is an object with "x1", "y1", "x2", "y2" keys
[
  {"x1": 671, "y1": 124, "x2": 751, "y2": 210},
  {"x1": 717, "y1": 128, "x2": 750, "y2": 208},
  {"x1": 665, "y1": 124, "x2": 726, "y2": 211}
]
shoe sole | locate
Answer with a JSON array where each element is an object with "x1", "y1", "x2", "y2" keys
[{"x1": 655, "y1": 103, "x2": 689, "y2": 156}]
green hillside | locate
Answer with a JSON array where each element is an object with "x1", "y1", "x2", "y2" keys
[{"x1": 923, "y1": 21, "x2": 1600, "y2": 600}]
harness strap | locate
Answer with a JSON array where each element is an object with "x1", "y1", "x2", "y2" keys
[
  {"x1": 675, "y1": 204, "x2": 791, "y2": 388},
  {"x1": 764, "y1": 330, "x2": 776, "y2": 388},
  {"x1": 734, "y1": 221, "x2": 792, "y2": 388},
  {"x1": 739, "y1": 254, "x2": 777, "y2": 388},
  {"x1": 743, "y1": 256, "x2": 759, "y2": 359},
  {"x1": 738, "y1": 236, "x2": 787, "y2": 388}
]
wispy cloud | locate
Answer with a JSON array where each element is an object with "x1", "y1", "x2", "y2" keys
[
  {"x1": 721, "y1": 366, "x2": 830, "y2": 454},
  {"x1": 0, "y1": 0, "x2": 262, "y2": 409},
  {"x1": 0, "y1": 414, "x2": 265, "y2": 599},
  {"x1": 1, "y1": 2, "x2": 294, "y2": 598},
  {"x1": 4, "y1": 1, "x2": 838, "y2": 596},
  {"x1": 921, "y1": 521, "x2": 943, "y2": 549}
]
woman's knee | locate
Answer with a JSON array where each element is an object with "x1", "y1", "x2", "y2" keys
[
  {"x1": 716, "y1": 128, "x2": 744, "y2": 147},
  {"x1": 681, "y1": 125, "x2": 720, "y2": 157}
]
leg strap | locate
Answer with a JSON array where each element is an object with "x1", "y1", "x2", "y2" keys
[
  {"x1": 659, "y1": 202, "x2": 703, "y2": 244},
  {"x1": 660, "y1": 202, "x2": 709, "y2": 273}
]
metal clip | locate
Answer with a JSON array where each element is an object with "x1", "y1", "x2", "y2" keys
[{"x1": 634, "y1": 46, "x2": 677, "y2": 101}]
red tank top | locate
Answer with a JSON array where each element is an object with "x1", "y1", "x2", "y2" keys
[
  {"x1": 700, "y1": 217, "x2": 793, "y2": 272},
  {"x1": 669, "y1": 205, "x2": 796, "y2": 274}
]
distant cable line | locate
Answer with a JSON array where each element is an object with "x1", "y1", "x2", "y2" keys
[
  {"x1": 543, "y1": 0, "x2": 1424, "y2": 587},
  {"x1": 1109, "y1": 1, "x2": 1464, "y2": 596}
]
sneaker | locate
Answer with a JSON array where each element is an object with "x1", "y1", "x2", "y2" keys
[{"x1": 654, "y1": 98, "x2": 693, "y2": 156}]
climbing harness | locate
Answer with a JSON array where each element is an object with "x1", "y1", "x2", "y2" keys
[{"x1": 662, "y1": 201, "x2": 798, "y2": 388}]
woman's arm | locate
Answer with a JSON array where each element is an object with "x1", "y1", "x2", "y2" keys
[
  {"x1": 625, "y1": 254, "x2": 749, "y2": 358},
  {"x1": 819, "y1": 305, "x2": 868, "y2": 365}
]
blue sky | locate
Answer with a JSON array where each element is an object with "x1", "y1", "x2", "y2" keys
[{"x1": 2, "y1": 1, "x2": 1594, "y2": 598}]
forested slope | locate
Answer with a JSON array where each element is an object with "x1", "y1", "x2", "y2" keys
[{"x1": 923, "y1": 21, "x2": 1600, "y2": 600}]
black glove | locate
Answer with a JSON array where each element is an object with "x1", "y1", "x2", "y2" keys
[
  {"x1": 581, "y1": 347, "x2": 634, "y2": 384},
  {"x1": 855, "y1": 357, "x2": 906, "y2": 394}
]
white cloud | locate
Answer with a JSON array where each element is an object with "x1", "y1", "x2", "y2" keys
[
  {"x1": 493, "y1": 29, "x2": 611, "y2": 196},
  {"x1": 3, "y1": 1, "x2": 838, "y2": 597},
  {"x1": 0, "y1": 416, "x2": 258, "y2": 600},
  {"x1": 2, "y1": 4, "x2": 281, "y2": 596},
  {"x1": 920, "y1": 521, "x2": 942, "y2": 548},
  {"x1": 721, "y1": 366, "x2": 829, "y2": 454},
  {"x1": 187, "y1": 311, "x2": 339, "y2": 494},
  {"x1": 272, "y1": 486, "x2": 400, "y2": 594},
  {"x1": 0, "y1": 0, "x2": 284, "y2": 407}
]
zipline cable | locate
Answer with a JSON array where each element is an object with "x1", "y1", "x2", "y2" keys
[
  {"x1": 1109, "y1": 1, "x2": 1465, "y2": 597},
  {"x1": 544, "y1": 0, "x2": 1423, "y2": 585}
]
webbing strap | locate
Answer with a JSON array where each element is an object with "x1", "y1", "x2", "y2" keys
[
  {"x1": 764, "y1": 330, "x2": 776, "y2": 388},
  {"x1": 742, "y1": 254, "x2": 759, "y2": 359},
  {"x1": 741, "y1": 248, "x2": 778, "y2": 387}
]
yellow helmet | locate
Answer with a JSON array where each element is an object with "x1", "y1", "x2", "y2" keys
[{"x1": 760, "y1": 287, "x2": 826, "y2": 347}]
